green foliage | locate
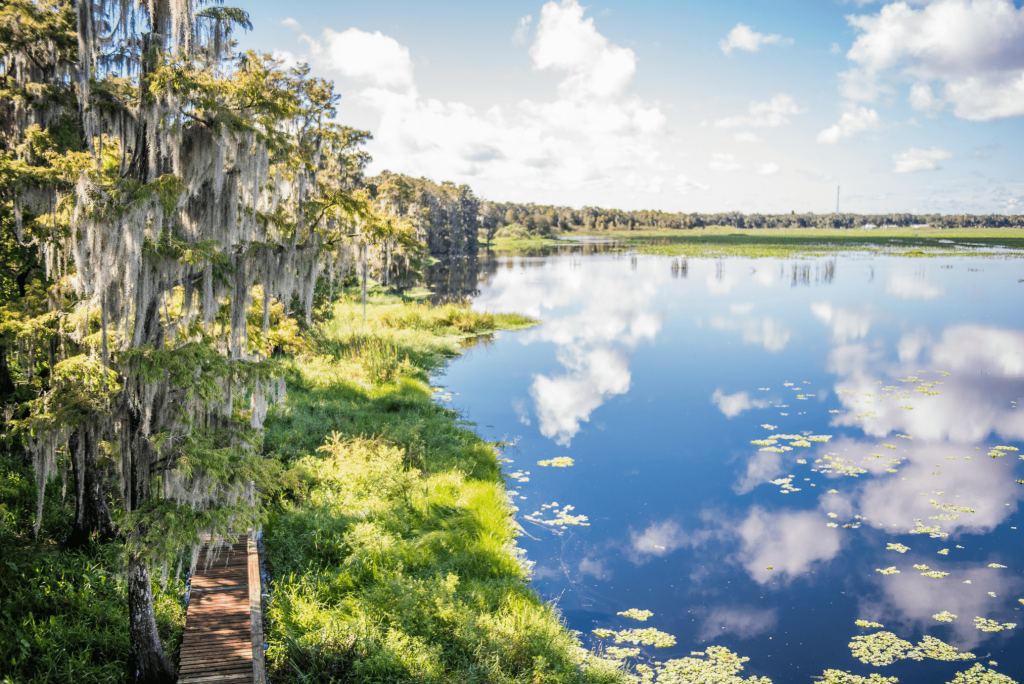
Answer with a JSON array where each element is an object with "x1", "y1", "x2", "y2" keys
[
  {"x1": 261, "y1": 296, "x2": 624, "y2": 683},
  {"x1": 0, "y1": 454, "x2": 186, "y2": 684}
]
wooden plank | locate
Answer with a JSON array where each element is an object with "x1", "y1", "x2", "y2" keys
[
  {"x1": 247, "y1": 529, "x2": 266, "y2": 684},
  {"x1": 178, "y1": 531, "x2": 265, "y2": 684}
]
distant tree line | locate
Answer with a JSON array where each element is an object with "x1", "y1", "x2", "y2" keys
[{"x1": 365, "y1": 173, "x2": 1024, "y2": 253}]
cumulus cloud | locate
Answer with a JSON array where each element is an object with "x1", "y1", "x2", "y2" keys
[
  {"x1": 811, "y1": 301, "x2": 872, "y2": 343},
  {"x1": 530, "y1": 0, "x2": 636, "y2": 100},
  {"x1": 710, "y1": 316, "x2": 792, "y2": 352},
  {"x1": 737, "y1": 507, "x2": 843, "y2": 584},
  {"x1": 473, "y1": 256, "x2": 668, "y2": 447},
  {"x1": 314, "y1": 27, "x2": 414, "y2": 89},
  {"x1": 281, "y1": 17, "x2": 300, "y2": 30},
  {"x1": 711, "y1": 389, "x2": 769, "y2": 419},
  {"x1": 304, "y1": 1, "x2": 668, "y2": 206},
  {"x1": 908, "y1": 82, "x2": 943, "y2": 116},
  {"x1": 530, "y1": 347, "x2": 631, "y2": 446},
  {"x1": 628, "y1": 520, "x2": 692, "y2": 563},
  {"x1": 714, "y1": 94, "x2": 804, "y2": 129},
  {"x1": 827, "y1": 325, "x2": 1024, "y2": 443},
  {"x1": 709, "y1": 153, "x2": 742, "y2": 172},
  {"x1": 891, "y1": 146, "x2": 953, "y2": 173},
  {"x1": 719, "y1": 23, "x2": 793, "y2": 55},
  {"x1": 842, "y1": 0, "x2": 1024, "y2": 121},
  {"x1": 885, "y1": 273, "x2": 943, "y2": 299},
  {"x1": 513, "y1": 14, "x2": 533, "y2": 43},
  {"x1": 734, "y1": 450, "x2": 784, "y2": 494},
  {"x1": 698, "y1": 607, "x2": 778, "y2": 640},
  {"x1": 817, "y1": 106, "x2": 881, "y2": 144}
]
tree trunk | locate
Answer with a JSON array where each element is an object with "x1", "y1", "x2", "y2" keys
[
  {"x1": 127, "y1": 548, "x2": 176, "y2": 684},
  {"x1": 65, "y1": 425, "x2": 116, "y2": 549}
]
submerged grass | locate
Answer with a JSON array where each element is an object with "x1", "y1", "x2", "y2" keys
[
  {"x1": 262, "y1": 293, "x2": 628, "y2": 683},
  {"x1": 564, "y1": 226, "x2": 1024, "y2": 259}
]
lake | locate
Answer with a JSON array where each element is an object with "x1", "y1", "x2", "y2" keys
[{"x1": 430, "y1": 244, "x2": 1024, "y2": 683}]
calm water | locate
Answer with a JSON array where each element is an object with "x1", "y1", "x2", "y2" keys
[{"x1": 432, "y1": 248, "x2": 1024, "y2": 682}]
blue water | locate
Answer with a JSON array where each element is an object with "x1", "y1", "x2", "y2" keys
[{"x1": 433, "y1": 249, "x2": 1024, "y2": 682}]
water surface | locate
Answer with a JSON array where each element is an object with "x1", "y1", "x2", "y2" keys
[{"x1": 433, "y1": 249, "x2": 1024, "y2": 682}]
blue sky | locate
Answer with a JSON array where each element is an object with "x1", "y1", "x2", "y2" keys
[{"x1": 236, "y1": 0, "x2": 1024, "y2": 215}]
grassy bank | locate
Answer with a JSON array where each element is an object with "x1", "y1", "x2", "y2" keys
[
  {"x1": 570, "y1": 225, "x2": 1024, "y2": 258},
  {"x1": 260, "y1": 293, "x2": 628, "y2": 683}
]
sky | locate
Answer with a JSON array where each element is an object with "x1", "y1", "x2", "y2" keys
[{"x1": 235, "y1": 0, "x2": 1024, "y2": 215}]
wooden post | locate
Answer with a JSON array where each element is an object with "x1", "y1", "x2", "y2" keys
[{"x1": 247, "y1": 529, "x2": 265, "y2": 684}]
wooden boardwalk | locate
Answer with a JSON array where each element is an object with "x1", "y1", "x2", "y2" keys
[{"x1": 178, "y1": 532, "x2": 265, "y2": 684}]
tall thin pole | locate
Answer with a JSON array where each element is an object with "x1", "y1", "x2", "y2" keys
[{"x1": 836, "y1": 185, "x2": 840, "y2": 214}]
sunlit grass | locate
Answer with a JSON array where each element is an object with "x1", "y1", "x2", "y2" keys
[{"x1": 261, "y1": 295, "x2": 630, "y2": 683}]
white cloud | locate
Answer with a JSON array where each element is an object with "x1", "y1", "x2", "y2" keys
[
  {"x1": 709, "y1": 153, "x2": 742, "y2": 172},
  {"x1": 710, "y1": 316, "x2": 792, "y2": 352},
  {"x1": 530, "y1": 0, "x2": 635, "y2": 100},
  {"x1": 628, "y1": 520, "x2": 692, "y2": 562},
  {"x1": 885, "y1": 273, "x2": 943, "y2": 299},
  {"x1": 314, "y1": 27, "x2": 414, "y2": 89},
  {"x1": 714, "y1": 94, "x2": 803, "y2": 128},
  {"x1": 810, "y1": 301, "x2": 872, "y2": 343},
  {"x1": 737, "y1": 507, "x2": 843, "y2": 584},
  {"x1": 734, "y1": 132, "x2": 760, "y2": 143},
  {"x1": 281, "y1": 17, "x2": 300, "y2": 30},
  {"x1": 513, "y1": 14, "x2": 533, "y2": 43},
  {"x1": 530, "y1": 346, "x2": 631, "y2": 446},
  {"x1": 827, "y1": 325, "x2": 1024, "y2": 443},
  {"x1": 698, "y1": 607, "x2": 778, "y2": 640},
  {"x1": 676, "y1": 175, "x2": 710, "y2": 193},
  {"x1": 892, "y1": 146, "x2": 953, "y2": 173},
  {"x1": 271, "y1": 49, "x2": 300, "y2": 69},
  {"x1": 756, "y1": 162, "x2": 780, "y2": 175},
  {"x1": 719, "y1": 23, "x2": 793, "y2": 55},
  {"x1": 908, "y1": 82, "x2": 943, "y2": 116},
  {"x1": 308, "y1": 1, "x2": 668, "y2": 206},
  {"x1": 733, "y1": 450, "x2": 784, "y2": 494},
  {"x1": 512, "y1": 397, "x2": 531, "y2": 426},
  {"x1": 842, "y1": 0, "x2": 1024, "y2": 121},
  {"x1": 711, "y1": 389, "x2": 769, "y2": 418},
  {"x1": 817, "y1": 106, "x2": 881, "y2": 144}
]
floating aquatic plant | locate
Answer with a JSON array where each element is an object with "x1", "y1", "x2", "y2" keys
[
  {"x1": 938, "y1": 549, "x2": 950, "y2": 555},
  {"x1": 849, "y1": 631, "x2": 914, "y2": 666},
  {"x1": 887, "y1": 543, "x2": 910, "y2": 553},
  {"x1": 654, "y1": 645, "x2": 771, "y2": 684},
  {"x1": 934, "y1": 611, "x2": 958, "y2": 623},
  {"x1": 618, "y1": 608, "x2": 654, "y2": 622},
  {"x1": 821, "y1": 671, "x2": 898, "y2": 684},
  {"x1": 594, "y1": 627, "x2": 677, "y2": 648},
  {"x1": 974, "y1": 618, "x2": 1015, "y2": 633},
  {"x1": 987, "y1": 563, "x2": 1007, "y2": 569},
  {"x1": 537, "y1": 457, "x2": 574, "y2": 467},
  {"x1": 856, "y1": 620, "x2": 885, "y2": 629},
  {"x1": 947, "y1": 663, "x2": 1017, "y2": 684},
  {"x1": 877, "y1": 567, "x2": 900, "y2": 575},
  {"x1": 922, "y1": 571, "x2": 950, "y2": 579}
]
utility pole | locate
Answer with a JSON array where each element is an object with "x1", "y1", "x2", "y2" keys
[{"x1": 836, "y1": 185, "x2": 840, "y2": 214}]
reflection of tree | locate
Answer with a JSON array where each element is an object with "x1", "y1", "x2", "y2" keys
[
  {"x1": 422, "y1": 257, "x2": 484, "y2": 304},
  {"x1": 422, "y1": 241, "x2": 627, "y2": 303}
]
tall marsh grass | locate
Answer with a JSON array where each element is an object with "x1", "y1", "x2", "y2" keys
[{"x1": 262, "y1": 293, "x2": 629, "y2": 683}]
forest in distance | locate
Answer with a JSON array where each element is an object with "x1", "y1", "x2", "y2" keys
[{"x1": 368, "y1": 172, "x2": 1024, "y2": 253}]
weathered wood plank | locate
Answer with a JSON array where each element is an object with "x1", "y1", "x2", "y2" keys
[{"x1": 178, "y1": 532, "x2": 264, "y2": 684}]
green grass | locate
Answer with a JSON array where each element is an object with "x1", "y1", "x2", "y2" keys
[
  {"x1": 0, "y1": 460, "x2": 186, "y2": 684},
  {"x1": 561, "y1": 225, "x2": 1024, "y2": 258},
  {"x1": 261, "y1": 295, "x2": 629, "y2": 683}
]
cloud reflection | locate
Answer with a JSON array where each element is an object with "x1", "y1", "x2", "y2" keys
[
  {"x1": 697, "y1": 606, "x2": 779, "y2": 640},
  {"x1": 737, "y1": 506, "x2": 843, "y2": 584},
  {"x1": 710, "y1": 316, "x2": 792, "y2": 352},
  {"x1": 473, "y1": 256, "x2": 668, "y2": 446},
  {"x1": 712, "y1": 389, "x2": 769, "y2": 418}
]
